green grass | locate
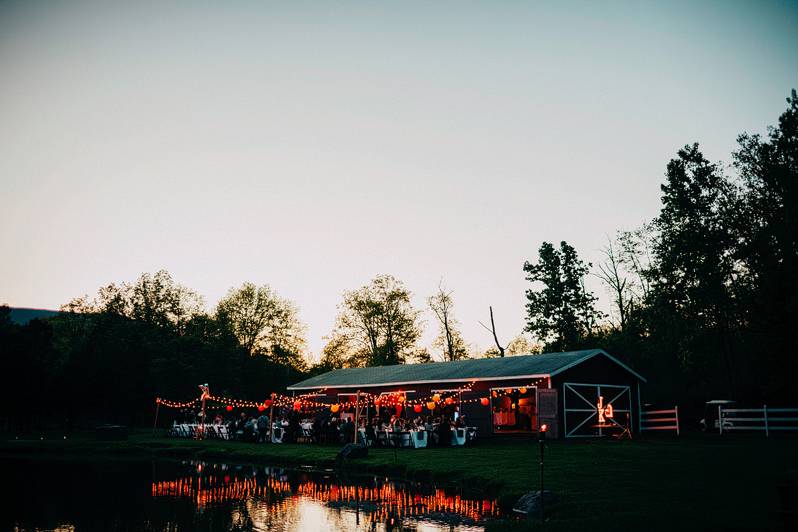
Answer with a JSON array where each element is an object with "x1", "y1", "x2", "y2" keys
[{"x1": 1, "y1": 431, "x2": 794, "y2": 531}]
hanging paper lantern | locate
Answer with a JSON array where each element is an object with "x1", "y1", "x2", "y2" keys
[
  {"x1": 413, "y1": 404, "x2": 423, "y2": 413},
  {"x1": 491, "y1": 391, "x2": 497, "y2": 398},
  {"x1": 426, "y1": 401, "x2": 436, "y2": 411},
  {"x1": 397, "y1": 395, "x2": 406, "y2": 403},
  {"x1": 264, "y1": 399, "x2": 272, "y2": 408},
  {"x1": 374, "y1": 398, "x2": 381, "y2": 407},
  {"x1": 330, "y1": 404, "x2": 340, "y2": 413},
  {"x1": 519, "y1": 387, "x2": 528, "y2": 394},
  {"x1": 293, "y1": 401, "x2": 302, "y2": 411},
  {"x1": 505, "y1": 388, "x2": 513, "y2": 394},
  {"x1": 480, "y1": 397, "x2": 490, "y2": 407},
  {"x1": 257, "y1": 405, "x2": 265, "y2": 412},
  {"x1": 225, "y1": 405, "x2": 233, "y2": 412},
  {"x1": 432, "y1": 393, "x2": 441, "y2": 403},
  {"x1": 445, "y1": 397, "x2": 453, "y2": 405}
]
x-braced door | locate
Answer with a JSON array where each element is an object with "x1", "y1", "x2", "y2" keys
[{"x1": 563, "y1": 382, "x2": 631, "y2": 438}]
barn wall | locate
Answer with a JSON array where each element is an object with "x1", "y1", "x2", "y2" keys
[
  {"x1": 550, "y1": 354, "x2": 643, "y2": 435},
  {"x1": 297, "y1": 377, "x2": 548, "y2": 438}
]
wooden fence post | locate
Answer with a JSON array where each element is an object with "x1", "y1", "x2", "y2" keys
[
  {"x1": 675, "y1": 405, "x2": 680, "y2": 436},
  {"x1": 764, "y1": 404, "x2": 769, "y2": 437}
]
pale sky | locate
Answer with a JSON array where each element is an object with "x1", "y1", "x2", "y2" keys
[{"x1": 1, "y1": 0, "x2": 796, "y2": 360}]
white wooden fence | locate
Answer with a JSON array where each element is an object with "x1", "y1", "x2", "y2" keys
[
  {"x1": 640, "y1": 406, "x2": 680, "y2": 435},
  {"x1": 719, "y1": 405, "x2": 798, "y2": 436}
]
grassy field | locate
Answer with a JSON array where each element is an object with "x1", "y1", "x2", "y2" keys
[{"x1": 1, "y1": 431, "x2": 795, "y2": 531}]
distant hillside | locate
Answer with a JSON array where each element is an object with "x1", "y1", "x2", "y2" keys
[{"x1": 8, "y1": 307, "x2": 62, "y2": 324}]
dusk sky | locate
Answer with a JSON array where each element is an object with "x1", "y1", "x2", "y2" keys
[{"x1": 2, "y1": 0, "x2": 796, "y2": 359}]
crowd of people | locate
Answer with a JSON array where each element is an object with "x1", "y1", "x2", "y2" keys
[{"x1": 172, "y1": 408, "x2": 471, "y2": 447}]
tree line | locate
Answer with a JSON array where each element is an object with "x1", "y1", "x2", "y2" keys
[
  {"x1": 522, "y1": 91, "x2": 797, "y2": 408},
  {"x1": 1, "y1": 90, "x2": 795, "y2": 430}
]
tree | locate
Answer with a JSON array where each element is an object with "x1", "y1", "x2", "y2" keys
[
  {"x1": 595, "y1": 237, "x2": 635, "y2": 331},
  {"x1": 651, "y1": 144, "x2": 738, "y2": 389},
  {"x1": 428, "y1": 282, "x2": 469, "y2": 361},
  {"x1": 215, "y1": 282, "x2": 307, "y2": 369},
  {"x1": 331, "y1": 275, "x2": 422, "y2": 366},
  {"x1": 732, "y1": 90, "x2": 798, "y2": 399},
  {"x1": 505, "y1": 333, "x2": 541, "y2": 356},
  {"x1": 523, "y1": 241, "x2": 602, "y2": 351},
  {"x1": 478, "y1": 306, "x2": 506, "y2": 358},
  {"x1": 62, "y1": 270, "x2": 204, "y2": 334}
]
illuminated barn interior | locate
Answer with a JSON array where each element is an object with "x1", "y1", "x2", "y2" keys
[{"x1": 288, "y1": 349, "x2": 647, "y2": 438}]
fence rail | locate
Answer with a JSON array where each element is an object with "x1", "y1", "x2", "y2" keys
[
  {"x1": 719, "y1": 405, "x2": 798, "y2": 436},
  {"x1": 641, "y1": 406, "x2": 679, "y2": 435}
]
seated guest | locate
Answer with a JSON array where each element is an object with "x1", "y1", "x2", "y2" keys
[
  {"x1": 436, "y1": 419, "x2": 452, "y2": 447},
  {"x1": 243, "y1": 415, "x2": 256, "y2": 442},
  {"x1": 257, "y1": 413, "x2": 269, "y2": 443},
  {"x1": 365, "y1": 419, "x2": 377, "y2": 446}
]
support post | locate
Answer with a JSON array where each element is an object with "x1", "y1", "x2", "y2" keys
[
  {"x1": 268, "y1": 393, "x2": 276, "y2": 443},
  {"x1": 152, "y1": 400, "x2": 160, "y2": 436},
  {"x1": 675, "y1": 405, "x2": 680, "y2": 436},
  {"x1": 354, "y1": 390, "x2": 361, "y2": 444},
  {"x1": 764, "y1": 404, "x2": 769, "y2": 437},
  {"x1": 718, "y1": 404, "x2": 723, "y2": 435}
]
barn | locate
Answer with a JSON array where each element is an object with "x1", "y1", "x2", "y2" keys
[{"x1": 287, "y1": 349, "x2": 646, "y2": 438}]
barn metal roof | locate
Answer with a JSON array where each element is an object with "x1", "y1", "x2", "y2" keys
[{"x1": 288, "y1": 349, "x2": 646, "y2": 390}]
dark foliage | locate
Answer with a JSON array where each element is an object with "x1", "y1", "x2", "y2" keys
[{"x1": 0, "y1": 304, "x2": 303, "y2": 432}]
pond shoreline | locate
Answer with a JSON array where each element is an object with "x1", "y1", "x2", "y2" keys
[
  {"x1": 3, "y1": 431, "x2": 794, "y2": 531},
  {"x1": 0, "y1": 432, "x2": 517, "y2": 513}
]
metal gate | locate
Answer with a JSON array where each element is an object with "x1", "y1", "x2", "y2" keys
[{"x1": 563, "y1": 382, "x2": 632, "y2": 438}]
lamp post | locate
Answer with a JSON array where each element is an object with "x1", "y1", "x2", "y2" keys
[{"x1": 538, "y1": 423, "x2": 548, "y2": 519}]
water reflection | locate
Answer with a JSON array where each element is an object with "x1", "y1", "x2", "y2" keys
[
  {"x1": 2, "y1": 457, "x2": 499, "y2": 531},
  {"x1": 151, "y1": 460, "x2": 500, "y2": 531}
]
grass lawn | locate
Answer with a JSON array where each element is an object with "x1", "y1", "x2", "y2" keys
[{"x1": 1, "y1": 431, "x2": 794, "y2": 531}]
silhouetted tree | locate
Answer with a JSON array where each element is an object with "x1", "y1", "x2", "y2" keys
[{"x1": 523, "y1": 241, "x2": 603, "y2": 351}]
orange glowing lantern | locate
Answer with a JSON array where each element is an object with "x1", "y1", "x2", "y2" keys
[
  {"x1": 519, "y1": 387, "x2": 527, "y2": 394},
  {"x1": 398, "y1": 395, "x2": 406, "y2": 403},
  {"x1": 432, "y1": 393, "x2": 441, "y2": 403},
  {"x1": 330, "y1": 404, "x2": 340, "y2": 413},
  {"x1": 225, "y1": 405, "x2": 233, "y2": 412},
  {"x1": 491, "y1": 390, "x2": 497, "y2": 398},
  {"x1": 257, "y1": 405, "x2": 265, "y2": 412},
  {"x1": 264, "y1": 399, "x2": 272, "y2": 408},
  {"x1": 505, "y1": 388, "x2": 513, "y2": 394},
  {"x1": 413, "y1": 404, "x2": 423, "y2": 413},
  {"x1": 426, "y1": 401, "x2": 436, "y2": 411},
  {"x1": 445, "y1": 397, "x2": 453, "y2": 405},
  {"x1": 480, "y1": 397, "x2": 490, "y2": 406},
  {"x1": 374, "y1": 398, "x2": 382, "y2": 407},
  {"x1": 292, "y1": 401, "x2": 301, "y2": 411}
]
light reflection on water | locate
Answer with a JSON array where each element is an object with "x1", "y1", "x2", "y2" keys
[
  {"x1": 3, "y1": 458, "x2": 500, "y2": 531},
  {"x1": 152, "y1": 461, "x2": 499, "y2": 531}
]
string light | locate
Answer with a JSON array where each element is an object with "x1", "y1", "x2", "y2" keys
[{"x1": 155, "y1": 377, "x2": 549, "y2": 413}]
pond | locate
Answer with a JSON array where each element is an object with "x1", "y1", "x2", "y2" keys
[{"x1": 1, "y1": 457, "x2": 501, "y2": 531}]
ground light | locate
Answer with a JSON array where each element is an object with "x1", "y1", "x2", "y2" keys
[{"x1": 539, "y1": 423, "x2": 548, "y2": 520}]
